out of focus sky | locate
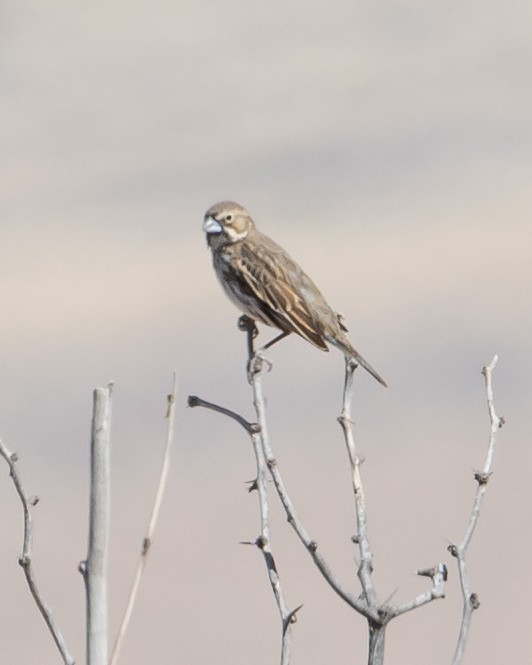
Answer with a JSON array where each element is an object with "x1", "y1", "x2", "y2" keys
[{"x1": 1, "y1": 1, "x2": 531, "y2": 664}]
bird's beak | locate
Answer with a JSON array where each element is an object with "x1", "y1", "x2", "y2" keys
[{"x1": 203, "y1": 216, "x2": 222, "y2": 234}]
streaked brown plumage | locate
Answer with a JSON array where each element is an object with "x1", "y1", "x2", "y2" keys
[{"x1": 203, "y1": 201, "x2": 387, "y2": 386}]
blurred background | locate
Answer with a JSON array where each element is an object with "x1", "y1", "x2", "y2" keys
[{"x1": 1, "y1": 1, "x2": 531, "y2": 663}]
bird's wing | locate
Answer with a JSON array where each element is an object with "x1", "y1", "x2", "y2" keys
[{"x1": 234, "y1": 235, "x2": 329, "y2": 350}]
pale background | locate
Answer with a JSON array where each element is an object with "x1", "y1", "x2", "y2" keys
[{"x1": 1, "y1": 1, "x2": 531, "y2": 664}]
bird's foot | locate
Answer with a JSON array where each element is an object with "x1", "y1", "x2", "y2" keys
[
  {"x1": 247, "y1": 350, "x2": 273, "y2": 384},
  {"x1": 237, "y1": 315, "x2": 258, "y2": 338}
]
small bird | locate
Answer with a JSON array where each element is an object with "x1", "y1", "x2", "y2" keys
[{"x1": 203, "y1": 201, "x2": 387, "y2": 386}]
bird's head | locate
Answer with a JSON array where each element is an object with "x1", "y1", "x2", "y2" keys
[{"x1": 203, "y1": 201, "x2": 255, "y2": 249}]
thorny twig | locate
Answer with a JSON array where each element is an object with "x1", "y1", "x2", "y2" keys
[
  {"x1": 448, "y1": 355, "x2": 504, "y2": 665},
  {"x1": 192, "y1": 320, "x2": 507, "y2": 664},
  {"x1": 189, "y1": 316, "x2": 298, "y2": 664}
]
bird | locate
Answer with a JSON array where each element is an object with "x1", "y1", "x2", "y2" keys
[{"x1": 203, "y1": 201, "x2": 387, "y2": 386}]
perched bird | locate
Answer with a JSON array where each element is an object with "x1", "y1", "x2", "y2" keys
[{"x1": 203, "y1": 201, "x2": 387, "y2": 386}]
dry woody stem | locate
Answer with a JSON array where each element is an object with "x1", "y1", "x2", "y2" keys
[
  {"x1": 79, "y1": 385, "x2": 113, "y2": 665},
  {"x1": 0, "y1": 440, "x2": 75, "y2": 665},
  {"x1": 110, "y1": 373, "x2": 178, "y2": 665},
  {"x1": 189, "y1": 320, "x2": 298, "y2": 665},
  {"x1": 449, "y1": 355, "x2": 504, "y2": 665},
  {"x1": 190, "y1": 316, "x2": 449, "y2": 665}
]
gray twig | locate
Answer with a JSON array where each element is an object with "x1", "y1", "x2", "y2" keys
[
  {"x1": 0, "y1": 440, "x2": 75, "y2": 665},
  {"x1": 251, "y1": 422, "x2": 295, "y2": 665},
  {"x1": 338, "y1": 359, "x2": 447, "y2": 637},
  {"x1": 246, "y1": 348, "x2": 377, "y2": 621},
  {"x1": 388, "y1": 564, "x2": 448, "y2": 618},
  {"x1": 188, "y1": 395, "x2": 258, "y2": 434},
  {"x1": 449, "y1": 355, "x2": 504, "y2": 665},
  {"x1": 189, "y1": 316, "x2": 299, "y2": 665},
  {"x1": 338, "y1": 358, "x2": 377, "y2": 606},
  {"x1": 191, "y1": 318, "x2": 456, "y2": 665}
]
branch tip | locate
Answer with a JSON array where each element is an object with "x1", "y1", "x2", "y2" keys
[
  {"x1": 416, "y1": 566, "x2": 436, "y2": 578},
  {"x1": 481, "y1": 355, "x2": 498, "y2": 375},
  {"x1": 416, "y1": 563, "x2": 448, "y2": 582}
]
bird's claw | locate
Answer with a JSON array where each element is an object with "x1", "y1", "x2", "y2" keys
[
  {"x1": 237, "y1": 315, "x2": 258, "y2": 338},
  {"x1": 247, "y1": 351, "x2": 273, "y2": 383}
]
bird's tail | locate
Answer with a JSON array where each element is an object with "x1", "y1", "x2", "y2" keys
[
  {"x1": 330, "y1": 335, "x2": 388, "y2": 387},
  {"x1": 349, "y1": 349, "x2": 388, "y2": 387}
]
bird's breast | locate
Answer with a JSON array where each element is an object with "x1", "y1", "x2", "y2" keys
[{"x1": 212, "y1": 249, "x2": 276, "y2": 327}]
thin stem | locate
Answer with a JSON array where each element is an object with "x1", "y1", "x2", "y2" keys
[
  {"x1": 188, "y1": 395, "x2": 258, "y2": 435},
  {"x1": 0, "y1": 440, "x2": 75, "y2": 665},
  {"x1": 243, "y1": 320, "x2": 377, "y2": 623},
  {"x1": 189, "y1": 319, "x2": 298, "y2": 664},
  {"x1": 338, "y1": 357, "x2": 377, "y2": 606},
  {"x1": 388, "y1": 564, "x2": 447, "y2": 618},
  {"x1": 190, "y1": 316, "x2": 454, "y2": 665},
  {"x1": 110, "y1": 373, "x2": 178, "y2": 665},
  {"x1": 450, "y1": 355, "x2": 504, "y2": 665},
  {"x1": 250, "y1": 422, "x2": 296, "y2": 665}
]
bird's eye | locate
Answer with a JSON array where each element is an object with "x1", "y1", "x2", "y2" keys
[{"x1": 225, "y1": 214, "x2": 233, "y2": 222}]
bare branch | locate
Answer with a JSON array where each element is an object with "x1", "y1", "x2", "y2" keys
[
  {"x1": 79, "y1": 386, "x2": 112, "y2": 665},
  {"x1": 0, "y1": 439, "x2": 75, "y2": 665},
  {"x1": 388, "y1": 564, "x2": 448, "y2": 618},
  {"x1": 191, "y1": 318, "x2": 461, "y2": 664},
  {"x1": 337, "y1": 357, "x2": 377, "y2": 606},
  {"x1": 242, "y1": 318, "x2": 378, "y2": 624},
  {"x1": 189, "y1": 350, "x2": 298, "y2": 661},
  {"x1": 250, "y1": 424, "x2": 294, "y2": 665},
  {"x1": 268, "y1": 446, "x2": 378, "y2": 619},
  {"x1": 188, "y1": 395, "x2": 258, "y2": 435},
  {"x1": 336, "y1": 357, "x2": 446, "y2": 654},
  {"x1": 449, "y1": 355, "x2": 504, "y2": 665},
  {"x1": 110, "y1": 373, "x2": 178, "y2": 665},
  {"x1": 240, "y1": 318, "x2": 301, "y2": 664}
]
